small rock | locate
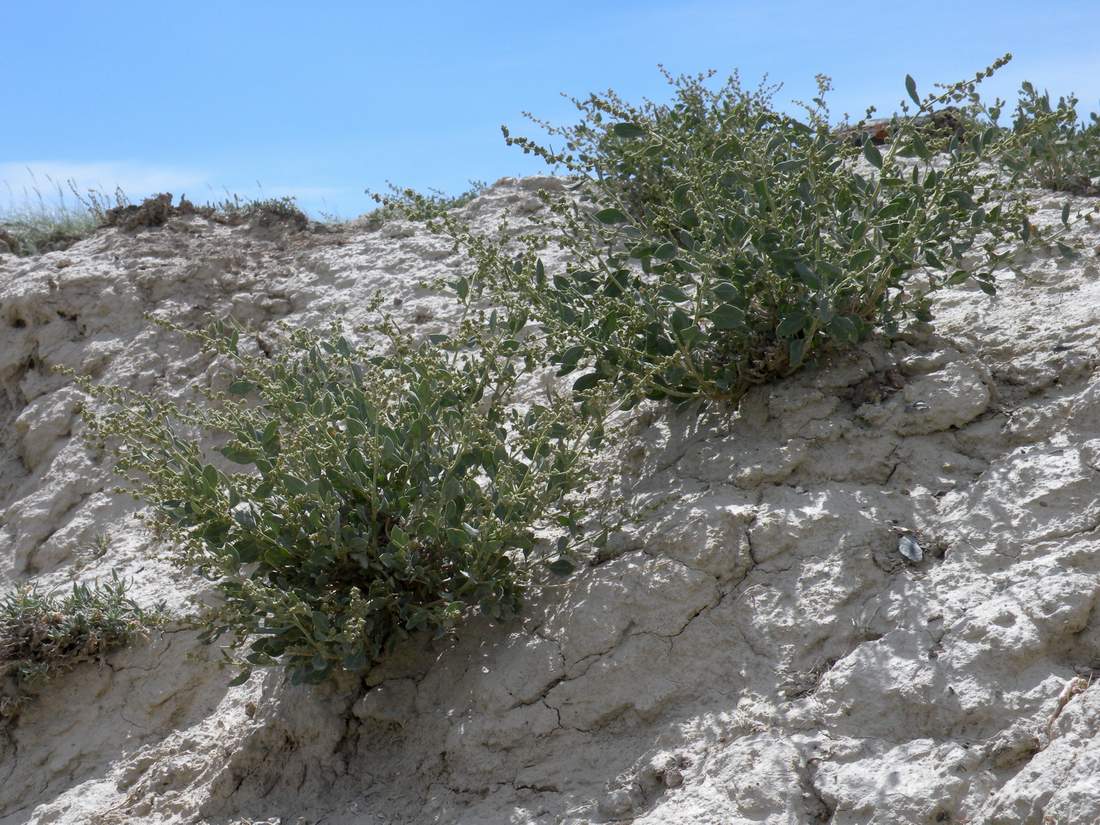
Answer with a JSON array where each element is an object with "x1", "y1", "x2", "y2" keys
[
  {"x1": 597, "y1": 789, "x2": 634, "y2": 817},
  {"x1": 898, "y1": 535, "x2": 923, "y2": 563}
]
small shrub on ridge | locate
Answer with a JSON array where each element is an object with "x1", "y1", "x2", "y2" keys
[
  {"x1": 78, "y1": 314, "x2": 597, "y2": 685},
  {"x1": 1, "y1": 575, "x2": 160, "y2": 719},
  {"x1": 214, "y1": 195, "x2": 310, "y2": 230},
  {"x1": 0, "y1": 177, "x2": 122, "y2": 255},
  {"x1": 1000, "y1": 81, "x2": 1100, "y2": 196},
  {"x1": 437, "y1": 56, "x2": 1052, "y2": 407},
  {"x1": 363, "y1": 180, "x2": 489, "y2": 227}
]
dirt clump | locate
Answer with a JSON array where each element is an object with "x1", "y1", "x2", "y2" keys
[
  {"x1": 103, "y1": 193, "x2": 176, "y2": 231},
  {"x1": 103, "y1": 193, "x2": 311, "y2": 235},
  {"x1": 839, "y1": 106, "x2": 969, "y2": 146}
]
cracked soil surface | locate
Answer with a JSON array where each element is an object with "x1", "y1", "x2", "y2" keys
[{"x1": 2, "y1": 178, "x2": 1100, "y2": 824}]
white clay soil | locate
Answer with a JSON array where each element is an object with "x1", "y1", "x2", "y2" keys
[{"x1": 2, "y1": 178, "x2": 1100, "y2": 824}]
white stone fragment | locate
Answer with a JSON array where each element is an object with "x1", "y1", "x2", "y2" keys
[{"x1": 898, "y1": 534, "x2": 924, "y2": 563}]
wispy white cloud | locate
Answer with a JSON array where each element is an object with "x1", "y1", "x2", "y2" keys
[{"x1": 0, "y1": 161, "x2": 210, "y2": 208}]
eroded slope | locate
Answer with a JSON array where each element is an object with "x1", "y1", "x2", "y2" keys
[{"x1": 2, "y1": 181, "x2": 1099, "y2": 825}]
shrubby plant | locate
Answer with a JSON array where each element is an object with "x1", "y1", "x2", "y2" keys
[
  {"x1": 79, "y1": 313, "x2": 597, "y2": 685},
  {"x1": 0, "y1": 177, "x2": 123, "y2": 255},
  {"x1": 209, "y1": 194, "x2": 311, "y2": 230},
  {"x1": 102, "y1": 193, "x2": 311, "y2": 232},
  {"x1": 1, "y1": 575, "x2": 160, "y2": 719},
  {"x1": 363, "y1": 180, "x2": 489, "y2": 227},
  {"x1": 999, "y1": 82, "x2": 1100, "y2": 195},
  {"x1": 58, "y1": 59, "x2": 1100, "y2": 694},
  {"x1": 433, "y1": 57, "x2": 1052, "y2": 406},
  {"x1": 0, "y1": 186, "x2": 312, "y2": 254}
]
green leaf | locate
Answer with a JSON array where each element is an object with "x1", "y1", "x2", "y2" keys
[
  {"x1": 232, "y1": 504, "x2": 256, "y2": 529},
  {"x1": 453, "y1": 277, "x2": 469, "y2": 301},
  {"x1": 710, "y1": 303, "x2": 746, "y2": 330},
  {"x1": 261, "y1": 420, "x2": 279, "y2": 448},
  {"x1": 711, "y1": 137, "x2": 741, "y2": 161},
  {"x1": 776, "y1": 312, "x2": 807, "y2": 338},
  {"x1": 863, "y1": 139, "x2": 883, "y2": 169},
  {"x1": 793, "y1": 261, "x2": 821, "y2": 289},
  {"x1": 946, "y1": 190, "x2": 975, "y2": 209},
  {"x1": 228, "y1": 380, "x2": 255, "y2": 396},
  {"x1": 712, "y1": 281, "x2": 742, "y2": 304},
  {"x1": 389, "y1": 526, "x2": 409, "y2": 548},
  {"x1": 594, "y1": 208, "x2": 629, "y2": 225},
  {"x1": 572, "y1": 372, "x2": 602, "y2": 393},
  {"x1": 670, "y1": 308, "x2": 693, "y2": 333},
  {"x1": 849, "y1": 248, "x2": 875, "y2": 269},
  {"x1": 827, "y1": 315, "x2": 859, "y2": 343},
  {"x1": 672, "y1": 319, "x2": 701, "y2": 349},
  {"x1": 905, "y1": 74, "x2": 920, "y2": 106},
  {"x1": 1062, "y1": 202, "x2": 1071, "y2": 226},
  {"x1": 878, "y1": 196, "x2": 911, "y2": 219},
  {"x1": 227, "y1": 667, "x2": 253, "y2": 687},
  {"x1": 547, "y1": 558, "x2": 576, "y2": 576},
  {"x1": 658, "y1": 284, "x2": 691, "y2": 302},
  {"x1": 283, "y1": 475, "x2": 308, "y2": 495},
  {"x1": 788, "y1": 337, "x2": 807, "y2": 368},
  {"x1": 612, "y1": 122, "x2": 646, "y2": 139},
  {"x1": 603, "y1": 270, "x2": 629, "y2": 298},
  {"x1": 654, "y1": 241, "x2": 678, "y2": 261},
  {"x1": 909, "y1": 132, "x2": 930, "y2": 160},
  {"x1": 220, "y1": 444, "x2": 259, "y2": 465},
  {"x1": 556, "y1": 345, "x2": 587, "y2": 375}
]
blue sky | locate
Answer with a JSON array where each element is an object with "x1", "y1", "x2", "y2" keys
[{"x1": 3, "y1": 1, "x2": 1098, "y2": 218}]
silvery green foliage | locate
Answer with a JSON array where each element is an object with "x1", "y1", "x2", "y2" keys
[
  {"x1": 1000, "y1": 82, "x2": 1100, "y2": 196},
  {"x1": 80, "y1": 316, "x2": 596, "y2": 686},
  {"x1": 446, "y1": 57, "x2": 1045, "y2": 407},
  {"x1": 1, "y1": 575, "x2": 160, "y2": 719},
  {"x1": 364, "y1": 180, "x2": 489, "y2": 226}
]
